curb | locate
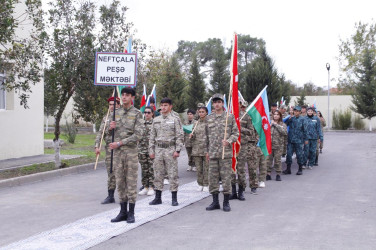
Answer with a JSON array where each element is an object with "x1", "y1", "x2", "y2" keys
[{"x1": 0, "y1": 161, "x2": 105, "y2": 189}]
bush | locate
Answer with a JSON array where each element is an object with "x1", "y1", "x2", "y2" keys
[
  {"x1": 332, "y1": 109, "x2": 352, "y2": 130},
  {"x1": 64, "y1": 120, "x2": 77, "y2": 143},
  {"x1": 353, "y1": 115, "x2": 365, "y2": 130}
]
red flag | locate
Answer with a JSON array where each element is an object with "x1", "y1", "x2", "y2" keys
[{"x1": 230, "y1": 34, "x2": 241, "y2": 172}]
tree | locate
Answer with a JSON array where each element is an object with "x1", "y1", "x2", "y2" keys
[
  {"x1": 207, "y1": 40, "x2": 230, "y2": 96},
  {"x1": 295, "y1": 91, "x2": 307, "y2": 106},
  {"x1": 160, "y1": 55, "x2": 186, "y2": 113},
  {"x1": 338, "y1": 21, "x2": 376, "y2": 131},
  {"x1": 186, "y1": 53, "x2": 206, "y2": 109},
  {"x1": 0, "y1": 0, "x2": 43, "y2": 108}
]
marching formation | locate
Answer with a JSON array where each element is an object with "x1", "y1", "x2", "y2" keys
[{"x1": 94, "y1": 87, "x2": 325, "y2": 224}]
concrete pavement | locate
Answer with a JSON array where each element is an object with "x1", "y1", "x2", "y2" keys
[{"x1": 1, "y1": 132, "x2": 375, "y2": 249}]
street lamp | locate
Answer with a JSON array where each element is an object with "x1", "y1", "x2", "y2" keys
[{"x1": 326, "y1": 63, "x2": 330, "y2": 129}]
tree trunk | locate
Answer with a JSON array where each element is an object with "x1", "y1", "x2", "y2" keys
[
  {"x1": 369, "y1": 118, "x2": 372, "y2": 132},
  {"x1": 54, "y1": 139, "x2": 61, "y2": 168}
]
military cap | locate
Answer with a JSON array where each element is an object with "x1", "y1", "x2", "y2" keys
[
  {"x1": 197, "y1": 103, "x2": 205, "y2": 108},
  {"x1": 107, "y1": 96, "x2": 120, "y2": 103},
  {"x1": 307, "y1": 106, "x2": 314, "y2": 111},
  {"x1": 212, "y1": 93, "x2": 224, "y2": 102},
  {"x1": 294, "y1": 106, "x2": 302, "y2": 111},
  {"x1": 241, "y1": 101, "x2": 248, "y2": 107}
]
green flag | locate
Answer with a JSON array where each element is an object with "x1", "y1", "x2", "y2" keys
[{"x1": 183, "y1": 124, "x2": 194, "y2": 134}]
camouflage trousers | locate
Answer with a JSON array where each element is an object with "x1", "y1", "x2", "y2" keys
[
  {"x1": 286, "y1": 142, "x2": 304, "y2": 166},
  {"x1": 282, "y1": 135, "x2": 288, "y2": 155},
  {"x1": 138, "y1": 153, "x2": 154, "y2": 188},
  {"x1": 186, "y1": 147, "x2": 195, "y2": 167},
  {"x1": 153, "y1": 147, "x2": 179, "y2": 192},
  {"x1": 256, "y1": 147, "x2": 267, "y2": 182},
  {"x1": 113, "y1": 147, "x2": 139, "y2": 203},
  {"x1": 232, "y1": 143, "x2": 249, "y2": 188},
  {"x1": 316, "y1": 139, "x2": 320, "y2": 161},
  {"x1": 304, "y1": 139, "x2": 318, "y2": 167},
  {"x1": 208, "y1": 158, "x2": 232, "y2": 195},
  {"x1": 194, "y1": 156, "x2": 208, "y2": 186},
  {"x1": 105, "y1": 146, "x2": 116, "y2": 191},
  {"x1": 247, "y1": 143, "x2": 259, "y2": 188},
  {"x1": 267, "y1": 147, "x2": 283, "y2": 174}
]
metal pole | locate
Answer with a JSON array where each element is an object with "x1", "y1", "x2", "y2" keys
[{"x1": 326, "y1": 63, "x2": 330, "y2": 129}]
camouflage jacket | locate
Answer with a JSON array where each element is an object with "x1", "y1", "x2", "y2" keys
[
  {"x1": 149, "y1": 112, "x2": 184, "y2": 155},
  {"x1": 205, "y1": 112, "x2": 239, "y2": 159},
  {"x1": 184, "y1": 119, "x2": 195, "y2": 148},
  {"x1": 191, "y1": 118, "x2": 207, "y2": 156},
  {"x1": 285, "y1": 116, "x2": 306, "y2": 144},
  {"x1": 94, "y1": 113, "x2": 112, "y2": 148},
  {"x1": 270, "y1": 121, "x2": 288, "y2": 149},
  {"x1": 112, "y1": 106, "x2": 144, "y2": 149},
  {"x1": 304, "y1": 115, "x2": 323, "y2": 141},
  {"x1": 138, "y1": 119, "x2": 153, "y2": 154},
  {"x1": 240, "y1": 111, "x2": 257, "y2": 143}
]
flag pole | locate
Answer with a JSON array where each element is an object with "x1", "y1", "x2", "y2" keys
[
  {"x1": 191, "y1": 120, "x2": 200, "y2": 135},
  {"x1": 94, "y1": 89, "x2": 115, "y2": 170},
  {"x1": 240, "y1": 85, "x2": 268, "y2": 121}
]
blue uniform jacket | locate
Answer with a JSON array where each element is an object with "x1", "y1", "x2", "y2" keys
[
  {"x1": 303, "y1": 115, "x2": 323, "y2": 141},
  {"x1": 285, "y1": 116, "x2": 306, "y2": 144}
]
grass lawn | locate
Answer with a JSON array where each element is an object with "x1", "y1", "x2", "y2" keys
[{"x1": 0, "y1": 133, "x2": 105, "y2": 180}]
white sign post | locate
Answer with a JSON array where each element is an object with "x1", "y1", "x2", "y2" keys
[{"x1": 94, "y1": 52, "x2": 137, "y2": 86}]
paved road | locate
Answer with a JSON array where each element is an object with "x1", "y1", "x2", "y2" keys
[{"x1": 1, "y1": 132, "x2": 376, "y2": 249}]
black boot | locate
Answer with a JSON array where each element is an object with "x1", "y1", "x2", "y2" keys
[
  {"x1": 237, "y1": 185, "x2": 245, "y2": 201},
  {"x1": 206, "y1": 193, "x2": 220, "y2": 211},
  {"x1": 149, "y1": 190, "x2": 162, "y2": 205},
  {"x1": 283, "y1": 165, "x2": 291, "y2": 175},
  {"x1": 223, "y1": 194, "x2": 231, "y2": 212},
  {"x1": 229, "y1": 184, "x2": 238, "y2": 200},
  {"x1": 171, "y1": 191, "x2": 178, "y2": 206},
  {"x1": 276, "y1": 175, "x2": 282, "y2": 181},
  {"x1": 127, "y1": 203, "x2": 135, "y2": 223},
  {"x1": 101, "y1": 189, "x2": 115, "y2": 204},
  {"x1": 296, "y1": 165, "x2": 303, "y2": 175},
  {"x1": 266, "y1": 174, "x2": 272, "y2": 181},
  {"x1": 111, "y1": 202, "x2": 127, "y2": 222}
]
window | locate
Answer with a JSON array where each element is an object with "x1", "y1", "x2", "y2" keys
[{"x1": 0, "y1": 74, "x2": 6, "y2": 110}]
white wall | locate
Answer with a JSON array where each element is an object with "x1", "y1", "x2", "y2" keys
[
  {"x1": 0, "y1": 2, "x2": 44, "y2": 160},
  {"x1": 290, "y1": 95, "x2": 375, "y2": 130}
]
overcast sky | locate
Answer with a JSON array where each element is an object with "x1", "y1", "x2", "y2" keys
[{"x1": 100, "y1": 0, "x2": 375, "y2": 87}]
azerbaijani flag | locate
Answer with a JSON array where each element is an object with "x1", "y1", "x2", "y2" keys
[
  {"x1": 223, "y1": 94, "x2": 228, "y2": 112},
  {"x1": 245, "y1": 86, "x2": 272, "y2": 156},
  {"x1": 230, "y1": 33, "x2": 241, "y2": 172},
  {"x1": 124, "y1": 37, "x2": 132, "y2": 53},
  {"x1": 146, "y1": 84, "x2": 156, "y2": 110},
  {"x1": 140, "y1": 84, "x2": 147, "y2": 113},
  {"x1": 206, "y1": 97, "x2": 212, "y2": 114}
]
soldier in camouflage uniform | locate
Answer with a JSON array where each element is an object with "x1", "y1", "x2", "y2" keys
[
  {"x1": 303, "y1": 107, "x2": 323, "y2": 169},
  {"x1": 149, "y1": 98, "x2": 184, "y2": 206},
  {"x1": 184, "y1": 109, "x2": 196, "y2": 171},
  {"x1": 194, "y1": 103, "x2": 205, "y2": 120},
  {"x1": 95, "y1": 96, "x2": 120, "y2": 204},
  {"x1": 138, "y1": 107, "x2": 155, "y2": 196},
  {"x1": 279, "y1": 105, "x2": 288, "y2": 157},
  {"x1": 108, "y1": 87, "x2": 145, "y2": 224},
  {"x1": 190, "y1": 106, "x2": 209, "y2": 192},
  {"x1": 283, "y1": 106, "x2": 306, "y2": 175},
  {"x1": 205, "y1": 94, "x2": 239, "y2": 212},
  {"x1": 270, "y1": 103, "x2": 277, "y2": 120},
  {"x1": 266, "y1": 110, "x2": 288, "y2": 181},
  {"x1": 230, "y1": 101, "x2": 254, "y2": 200}
]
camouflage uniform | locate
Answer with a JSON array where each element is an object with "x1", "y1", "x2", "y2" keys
[
  {"x1": 95, "y1": 113, "x2": 116, "y2": 191},
  {"x1": 149, "y1": 112, "x2": 184, "y2": 192},
  {"x1": 184, "y1": 119, "x2": 195, "y2": 168},
  {"x1": 191, "y1": 118, "x2": 209, "y2": 186},
  {"x1": 267, "y1": 122, "x2": 288, "y2": 174},
  {"x1": 233, "y1": 111, "x2": 255, "y2": 188},
  {"x1": 281, "y1": 111, "x2": 289, "y2": 155},
  {"x1": 303, "y1": 115, "x2": 323, "y2": 167},
  {"x1": 285, "y1": 116, "x2": 306, "y2": 167},
  {"x1": 206, "y1": 111, "x2": 239, "y2": 195},
  {"x1": 112, "y1": 106, "x2": 144, "y2": 204},
  {"x1": 138, "y1": 119, "x2": 154, "y2": 188},
  {"x1": 256, "y1": 146, "x2": 268, "y2": 182}
]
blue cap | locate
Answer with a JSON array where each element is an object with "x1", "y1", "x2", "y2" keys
[{"x1": 294, "y1": 106, "x2": 301, "y2": 111}]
